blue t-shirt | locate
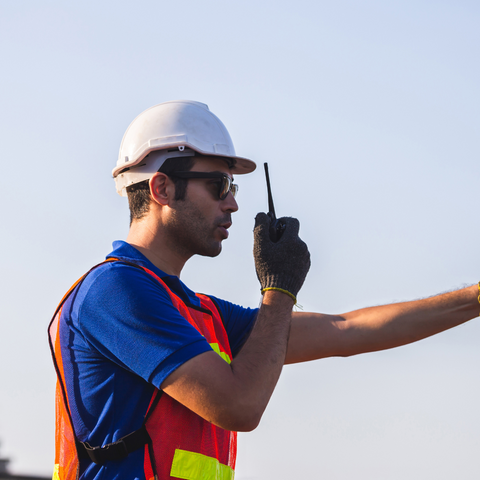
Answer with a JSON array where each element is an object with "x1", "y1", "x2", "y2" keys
[{"x1": 59, "y1": 241, "x2": 258, "y2": 479}]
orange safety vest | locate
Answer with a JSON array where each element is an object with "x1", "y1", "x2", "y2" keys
[{"x1": 49, "y1": 259, "x2": 237, "y2": 480}]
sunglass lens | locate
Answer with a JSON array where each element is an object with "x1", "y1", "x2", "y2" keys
[
  {"x1": 218, "y1": 175, "x2": 238, "y2": 200},
  {"x1": 219, "y1": 176, "x2": 231, "y2": 200}
]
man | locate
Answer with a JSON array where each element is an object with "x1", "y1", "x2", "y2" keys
[{"x1": 49, "y1": 100, "x2": 479, "y2": 480}]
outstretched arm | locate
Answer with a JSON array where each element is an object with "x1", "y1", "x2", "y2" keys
[{"x1": 286, "y1": 284, "x2": 480, "y2": 364}]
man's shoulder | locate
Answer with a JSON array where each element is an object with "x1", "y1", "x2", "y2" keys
[
  {"x1": 67, "y1": 259, "x2": 172, "y2": 318},
  {"x1": 79, "y1": 259, "x2": 156, "y2": 289}
]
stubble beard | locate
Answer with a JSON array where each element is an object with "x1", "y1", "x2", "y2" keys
[{"x1": 166, "y1": 200, "x2": 230, "y2": 259}]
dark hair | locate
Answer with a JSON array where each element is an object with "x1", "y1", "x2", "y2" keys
[{"x1": 126, "y1": 155, "x2": 195, "y2": 224}]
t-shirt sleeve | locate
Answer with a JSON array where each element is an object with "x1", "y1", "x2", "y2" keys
[
  {"x1": 75, "y1": 263, "x2": 213, "y2": 389},
  {"x1": 208, "y1": 296, "x2": 258, "y2": 357}
]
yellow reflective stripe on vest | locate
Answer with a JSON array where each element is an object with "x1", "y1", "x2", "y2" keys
[
  {"x1": 209, "y1": 342, "x2": 231, "y2": 364},
  {"x1": 52, "y1": 464, "x2": 60, "y2": 480},
  {"x1": 170, "y1": 449, "x2": 234, "y2": 480}
]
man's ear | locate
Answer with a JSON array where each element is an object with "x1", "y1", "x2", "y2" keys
[{"x1": 149, "y1": 172, "x2": 175, "y2": 206}]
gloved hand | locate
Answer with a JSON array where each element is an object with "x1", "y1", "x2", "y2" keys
[{"x1": 253, "y1": 213, "x2": 311, "y2": 303}]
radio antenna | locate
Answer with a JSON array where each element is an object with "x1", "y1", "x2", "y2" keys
[
  {"x1": 264, "y1": 163, "x2": 276, "y2": 219},
  {"x1": 263, "y1": 162, "x2": 285, "y2": 242}
]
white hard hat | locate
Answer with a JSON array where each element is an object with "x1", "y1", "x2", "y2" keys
[{"x1": 113, "y1": 100, "x2": 256, "y2": 196}]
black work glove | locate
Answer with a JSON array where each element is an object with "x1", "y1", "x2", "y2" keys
[{"x1": 253, "y1": 213, "x2": 311, "y2": 302}]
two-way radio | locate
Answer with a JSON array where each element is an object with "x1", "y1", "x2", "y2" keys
[{"x1": 263, "y1": 162, "x2": 286, "y2": 242}]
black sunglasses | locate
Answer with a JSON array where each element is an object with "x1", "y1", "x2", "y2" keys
[{"x1": 167, "y1": 171, "x2": 238, "y2": 200}]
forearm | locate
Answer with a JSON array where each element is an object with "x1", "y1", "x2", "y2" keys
[
  {"x1": 286, "y1": 285, "x2": 480, "y2": 364},
  {"x1": 226, "y1": 290, "x2": 293, "y2": 428}
]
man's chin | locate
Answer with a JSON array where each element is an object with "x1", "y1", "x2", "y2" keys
[
  {"x1": 198, "y1": 242, "x2": 223, "y2": 258},
  {"x1": 209, "y1": 243, "x2": 223, "y2": 258}
]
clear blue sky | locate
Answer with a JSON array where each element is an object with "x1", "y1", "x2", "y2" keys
[{"x1": 1, "y1": 0, "x2": 479, "y2": 477}]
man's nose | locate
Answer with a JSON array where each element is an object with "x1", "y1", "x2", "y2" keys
[{"x1": 222, "y1": 192, "x2": 239, "y2": 212}]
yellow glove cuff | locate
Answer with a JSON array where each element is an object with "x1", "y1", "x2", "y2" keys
[{"x1": 261, "y1": 287, "x2": 297, "y2": 304}]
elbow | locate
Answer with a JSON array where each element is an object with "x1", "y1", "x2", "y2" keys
[
  {"x1": 224, "y1": 417, "x2": 261, "y2": 433},
  {"x1": 233, "y1": 411, "x2": 262, "y2": 432},
  {"x1": 214, "y1": 404, "x2": 264, "y2": 432},
  {"x1": 230, "y1": 396, "x2": 267, "y2": 431}
]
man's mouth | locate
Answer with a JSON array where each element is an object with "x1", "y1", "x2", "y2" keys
[{"x1": 218, "y1": 221, "x2": 232, "y2": 239}]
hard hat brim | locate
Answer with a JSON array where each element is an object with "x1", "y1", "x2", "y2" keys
[
  {"x1": 112, "y1": 149, "x2": 256, "y2": 178},
  {"x1": 217, "y1": 154, "x2": 256, "y2": 175}
]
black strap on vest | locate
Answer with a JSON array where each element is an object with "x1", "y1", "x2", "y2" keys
[
  {"x1": 75, "y1": 389, "x2": 163, "y2": 465},
  {"x1": 77, "y1": 424, "x2": 151, "y2": 465}
]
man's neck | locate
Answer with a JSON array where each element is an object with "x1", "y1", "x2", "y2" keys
[{"x1": 126, "y1": 219, "x2": 188, "y2": 277}]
